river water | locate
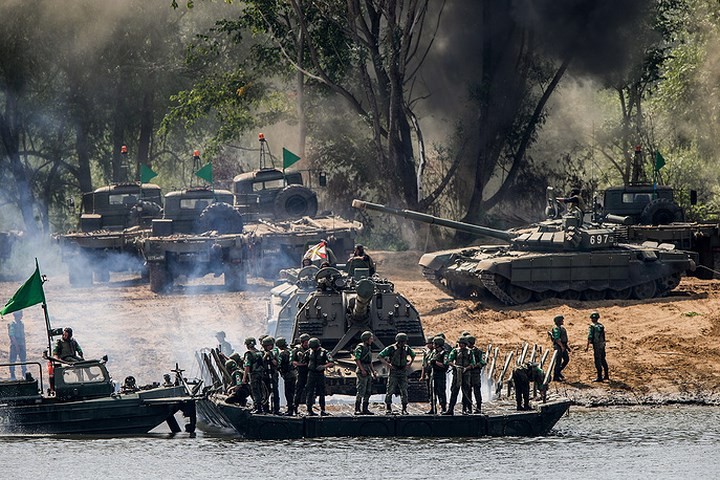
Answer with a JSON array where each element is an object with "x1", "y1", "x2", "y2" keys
[{"x1": 0, "y1": 405, "x2": 718, "y2": 479}]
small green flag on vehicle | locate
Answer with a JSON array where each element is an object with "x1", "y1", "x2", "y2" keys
[
  {"x1": 283, "y1": 148, "x2": 301, "y2": 169},
  {"x1": 140, "y1": 164, "x2": 158, "y2": 183},
  {"x1": 195, "y1": 162, "x2": 213, "y2": 183},
  {"x1": 655, "y1": 151, "x2": 666, "y2": 171},
  {"x1": 1, "y1": 259, "x2": 46, "y2": 316}
]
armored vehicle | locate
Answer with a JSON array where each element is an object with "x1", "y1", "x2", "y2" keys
[
  {"x1": 353, "y1": 199, "x2": 697, "y2": 305},
  {"x1": 266, "y1": 265, "x2": 321, "y2": 340},
  {"x1": 284, "y1": 266, "x2": 427, "y2": 400},
  {"x1": 56, "y1": 182, "x2": 164, "y2": 285},
  {"x1": 138, "y1": 187, "x2": 249, "y2": 293}
]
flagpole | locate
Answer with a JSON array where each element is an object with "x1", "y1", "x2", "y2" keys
[{"x1": 42, "y1": 301, "x2": 52, "y2": 355}]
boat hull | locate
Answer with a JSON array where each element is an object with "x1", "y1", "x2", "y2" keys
[{"x1": 198, "y1": 397, "x2": 570, "y2": 439}]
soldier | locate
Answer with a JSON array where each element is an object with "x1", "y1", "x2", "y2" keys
[
  {"x1": 512, "y1": 362, "x2": 545, "y2": 410},
  {"x1": 353, "y1": 330, "x2": 377, "y2": 415},
  {"x1": 346, "y1": 244, "x2": 376, "y2": 276},
  {"x1": 8, "y1": 311, "x2": 27, "y2": 380},
  {"x1": 419, "y1": 337, "x2": 435, "y2": 410},
  {"x1": 549, "y1": 315, "x2": 570, "y2": 382},
  {"x1": 378, "y1": 332, "x2": 416, "y2": 415},
  {"x1": 291, "y1": 333, "x2": 311, "y2": 415},
  {"x1": 241, "y1": 337, "x2": 267, "y2": 414},
  {"x1": 304, "y1": 337, "x2": 334, "y2": 416},
  {"x1": 586, "y1": 311, "x2": 609, "y2": 382},
  {"x1": 276, "y1": 337, "x2": 297, "y2": 415},
  {"x1": 442, "y1": 336, "x2": 475, "y2": 416},
  {"x1": 557, "y1": 188, "x2": 586, "y2": 221},
  {"x1": 224, "y1": 359, "x2": 249, "y2": 406},
  {"x1": 467, "y1": 335, "x2": 486, "y2": 414},
  {"x1": 53, "y1": 327, "x2": 84, "y2": 363},
  {"x1": 261, "y1": 336, "x2": 281, "y2": 414},
  {"x1": 428, "y1": 336, "x2": 449, "y2": 414},
  {"x1": 215, "y1": 331, "x2": 233, "y2": 356}
]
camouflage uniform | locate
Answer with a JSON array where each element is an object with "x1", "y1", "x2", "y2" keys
[
  {"x1": 304, "y1": 344, "x2": 333, "y2": 415},
  {"x1": 443, "y1": 341, "x2": 475, "y2": 415},
  {"x1": 243, "y1": 348, "x2": 267, "y2": 413},
  {"x1": 378, "y1": 340, "x2": 416, "y2": 413},
  {"x1": 512, "y1": 363, "x2": 545, "y2": 410},
  {"x1": 430, "y1": 339, "x2": 449, "y2": 413},
  {"x1": 588, "y1": 318, "x2": 609, "y2": 381},
  {"x1": 277, "y1": 342, "x2": 297, "y2": 414},
  {"x1": 354, "y1": 342, "x2": 373, "y2": 406},
  {"x1": 7, "y1": 313, "x2": 27, "y2": 379},
  {"x1": 291, "y1": 341, "x2": 309, "y2": 414},
  {"x1": 261, "y1": 344, "x2": 280, "y2": 414},
  {"x1": 53, "y1": 337, "x2": 84, "y2": 363},
  {"x1": 551, "y1": 316, "x2": 569, "y2": 381},
  {"x1": 469, "y1": 341, "x2": 486, "y2": 413}
]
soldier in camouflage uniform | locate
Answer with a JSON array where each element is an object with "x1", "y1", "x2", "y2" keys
[
  {"x1": 304, "y1": 337, "x2": 334, "y2": 416},
  {"x1": 242, "y1": 337, "x2": 268, "y2": 414},
  {"x1": 53, "y1": 327, "x2": 84, "y2": 363},
  {"x1": 8, "y1": 311, "x2": 27, "y2": 380},
  {"x1": 276, "y1": 337, "x2": 297, "y2": 415},
  {"x1": 512, "y1": 362, "x2": 545, "y2": 410},
  {"x1": 261, "y1": 336, "x2": 280, "y2": 415},
  {"x1": 224, "y1": 359, "x2": 249, "y2": 406},
  {"x1": 291, "y1": 333, "x2": 311, "y2": 416},
  {"x1": 467, "y1": 335, "x2": 486, "y2": 414},
  {"x1": 378, "y1": 332, "x2": 416, "y2": 415},
  {"x1": 427, "y1": 336, "x2": 449, "y2": 414},
  {"x1": 353, "y1": 330, "x2": 377, "y2": 415},
  {"x1": 442, "y1": 336, "x2": 475, "y2": 416},
  {"x1": 549, "y1": 315, "x2": 570, "y2": 382},
  {"x1": 419, "y1": 337, "x2": 435, "y2": 410},
  {"x1": 586, "y1": 311, "x2": 609, "y2": 382}
]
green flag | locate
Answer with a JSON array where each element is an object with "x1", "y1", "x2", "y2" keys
[
  {"x1": 1, "y1": 260, "x2": 45, "y2": 316},
  {"x1": 140, "y1": 164, "x2": 158, "y2": 183},
  {"x1": 655, "y1": 151, "x2": 666, "y2": 171},
  {"x1": 195, "y1": 162, "x2": 213, "y2": 183},
  {"x1": 283, "y1": 148, "x2": 301, "y2": 169}
]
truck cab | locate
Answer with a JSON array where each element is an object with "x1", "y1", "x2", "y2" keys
[
  {"x1": 80, "y1": 183, "x2": 163, "y2": 232},
  {"x1": 155, "y1": 187, "x2": 240, "y2": 235},
  {"x1": 602, "y1": 184, "x2": 683, "y2": 225},
  {"x1": 233, "y1": 168, "x2": 317, "y2": 220}
]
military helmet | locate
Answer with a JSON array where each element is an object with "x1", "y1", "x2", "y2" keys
[
  {"x1": 64, "y1": 327, "x2": 73, "y2": 336},
  {"x1": 261, "y1": 336, "x2": 275, "y2": 346},
  {"x1": 590, "y1": 311, "x2": 600, "y2": 320},
  {"x1": 299, "y1": 333, "x2": 311, "y2": 342},
  {"x1": 308, "y1": 337, "x2": 321, "y2": 348},
  {"x1": 216, "y1": 331, "x2": 226, "y2": 338},
  {"x1": 361, "y1": 331, "x2": 373, "y2": 342},
  {"x1": 457, "y1": 336, "x2": 469, "y2": 345},
  {"x1": 461, "y1": 330, "x2": 471, "y2": 337},
  {"x1": 553, "y1": 315, "x2": 564, "y2": 324},
  {"x1": 244, "y1": 337, "x2": 256, "y2": 346},
  {"x1": 395, "y1": 332, "x2": 408, "y2": 343},
  {"x1": 276, "y1": 337, "x2": 287, "y2": 348},
  {"x1": 225, "y1": 359, "x2": 237, "y2": 370},
  {"x1": 466, "y1": 335, "x2": 476, "y2": 344},
  {"x1": 437, "y1": 332, "x2": 446, "y2": 339},
  {"x1": 433, "y1": 336, "x2": 444, "y2": 346}
]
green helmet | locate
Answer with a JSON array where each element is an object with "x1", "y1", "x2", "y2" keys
[
  {"x1": 590, "y1": 311, "x2": 600, "y2": 320},
  {"x1": 395, "y1": 332, "x2": 408, "y2": 343},
  {"x1": 466, "y1": 335, "x2": 476, "y2": 345},
  {"x1": 433, "y1": 336, "x2": 444, "y2": 347},
  {"x1": 553, "y1": 315, "x2": 564, "y2": 324},
  {"x1": 425, "y1": 337, "x2": 435, "y2": 344},
  {"x1": 361, "y1": 331, "x2": 373, "y2": 342},
  {"x1": 262, "y1": 336, "x2": 275, "y2": 346},
  {"x1": 457, "y1": 336, "x2": 469, "y2": 345},
  {"x1": 276, "y1": 337, "x2": 287, "y2": 348},
  {"x1": 225, "y1": 359, "x2": 238, "y2": 370},
  {"x1": 461, "y1": 330, "x2": 471, "y2": 337},
  {"x1": 309, "y1": 337, "x2": 321, "y2": 348},
  {"x1": 299, "y1": 333, "x2": 311, "y2": 342},
  {"x1": 437, "y1": 332, "x2": 446, "y2": 339},
  {"x1": 244, "y1": 337, "x2": 256, "y2": 346}
]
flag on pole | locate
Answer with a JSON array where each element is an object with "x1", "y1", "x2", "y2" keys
[
  {"x1": 140, "y1": 164, "x2": 158, "y2": 183},
  {"x1": 654, "y1": 151, "x2": 666, "y2": 171},
  {"x1": 1, "y1": 259, "x2": 45, "y2": 316},
  {"x1": 283, "y1": 148, "x2": 301, "y2": 169},
  {"x1": 195, "y1": 162, "x2": 213, "y2": 183},
  {"x1": 303, "y1": 241, "x2": 328, "y2": 262}
]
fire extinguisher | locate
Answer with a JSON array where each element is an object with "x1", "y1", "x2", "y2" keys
[{"x1": 47, "y1": 361, "x2": 55, "y2": 393}]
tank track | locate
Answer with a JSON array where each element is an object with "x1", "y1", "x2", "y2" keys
[
  {"x1": 480, "y1": 271, "x2": 517, "y2": 305},
  {"x1": 421, "y1": 267, "x2": 457, "y2": 297}
]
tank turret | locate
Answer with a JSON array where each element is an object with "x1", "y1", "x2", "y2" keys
[
  {"x1": 352, "y1": 199, "x2": 697, "y2": 305},
  {"x1": 282, "y1": 267, "x2": 427, "y2": 401}
]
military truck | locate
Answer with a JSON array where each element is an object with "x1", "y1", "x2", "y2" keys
[
  {"x1": 600, "y1": 184, "x2": 720, "y2": 278},
  {"x1": 138, "y1": 187, "x2": 249, "y2": 293},
  {"x1": 273, "y1": 266, "x2": 427, "y2": 400},
  {"x1": 233, "y1": 167, "x2": 318, "y2": 221},
  {"x1": 56, "y1": 182, "x2": 164, "y2": 285}
]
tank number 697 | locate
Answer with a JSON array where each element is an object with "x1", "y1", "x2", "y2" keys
[{"x1": 590, "y1": 234, "x2": 611, "y2": 245}]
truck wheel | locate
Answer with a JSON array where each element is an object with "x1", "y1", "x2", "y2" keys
[
  {"x1": 149, "y1": 262, "x2": 170, "y2": 293},
  {"x1": 129, "y1": 201, "x2": 163, "y2": 227},
  {"x1": 224, "y1": 265, "x2": 246, "y2": 292},
  {"x1": 198, "y1": 202, "x2": 244, "y2": 234},
  {"x1": 273, "y1": 185, "x2": 318, "y2": 219},
  {"x1": 639, "y1": 198, "x2": 683, "y2": 225}
]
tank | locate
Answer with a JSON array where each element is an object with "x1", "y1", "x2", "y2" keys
[
  {"x1": 352, "y1": 198, "x2": 698, "y2": 305},
  {"x1": 280, "y1": 266, "x2": 427, "y2": 401}
]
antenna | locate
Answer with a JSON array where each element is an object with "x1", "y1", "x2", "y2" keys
[{"x1": 258, "y1": 133, "x2": 274, "y2": 169}]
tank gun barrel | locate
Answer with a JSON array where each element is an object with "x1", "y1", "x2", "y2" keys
[
  {"x1": 352, "y1": 199, "x2": 513, "y2": 241},
  {"x1": 352, "y1": 279, "x2": 374, "y2": 320}
]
